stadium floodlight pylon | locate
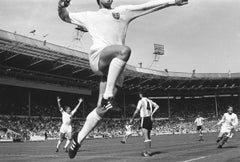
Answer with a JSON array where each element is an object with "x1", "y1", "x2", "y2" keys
[
  {"x1": 149, "y1": 43, "x2": 164, "y2": 69},
  {"x1": 67, "y1": 26, "x2": 87, "y2": 51}
]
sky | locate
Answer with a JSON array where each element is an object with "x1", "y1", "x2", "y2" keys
[{"x1": 0, "y1": 0, "x2": 240, "y2": 73}]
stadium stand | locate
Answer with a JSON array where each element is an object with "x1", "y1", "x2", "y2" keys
[{"x1": 0, "y1": 29, "x2": 240, "y2": 140}]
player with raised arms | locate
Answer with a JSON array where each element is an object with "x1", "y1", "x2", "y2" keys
[
  {"x1": 214, "y1": 106, "x2": 238, "y2": 148},
  {"x1": 56, "y1": 97, "x2": 83, "y2": 152},
  {"x1": 57, "y1": 0, "x2": 188, "y2": 158},
  {"x1": 130, "y1": 92, "x2": 159, "y2": 157}
]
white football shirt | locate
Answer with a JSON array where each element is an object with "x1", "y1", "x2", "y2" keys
[
  {"x1": 69, "y1": 8, "x2": 130, "y2": 54},
  {"x1": 62, "y1": 111, "x2": 72, "y2": 126},
  {"x1": 221, "y1": 113, "x2": 238, "y2": 129},
  {"x1": 137, "y1": 97, "x2": 157, "y2": 118},
  {"x1": 68, "y1": 0, "x2": 176, "y2": 55},
  {"x1": 194, "y1": 117, "x2": 204, "y2": 126}
]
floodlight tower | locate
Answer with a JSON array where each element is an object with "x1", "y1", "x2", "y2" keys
[
  {"x1": 149, "y1": 43, "x2": 164, "y2": 69},
  {"x1": 67, "y1": 26, "x2": 87, "y2": 50}
]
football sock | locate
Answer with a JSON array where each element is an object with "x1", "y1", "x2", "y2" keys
[
  {"x1": 77, "y1": 109, "x2": 101, "y2": 144},
  {"x1": 64, "y1": 139, "x2": 70, "y2": 149},
  {"x1": 216, "y1": 137, "x2": 222, "y2": 143},
  {"x1": 103, "y1": 58, "x2": 126, "y2": 99},
  {"x1": 56, "y1": 140, "x2": 62, "y2": 149},
  {"x1": 144, "y1": 140, "x2": 151, "y2": 153}
]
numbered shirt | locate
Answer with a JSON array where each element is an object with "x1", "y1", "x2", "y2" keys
[{"x1": 137, "y1": 97, "x2": 157, "y2": 118}]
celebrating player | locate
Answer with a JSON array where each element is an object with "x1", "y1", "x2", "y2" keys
[
  {"x1": 194, "y1": 114, "x2": 207, "y2": 141},
  {"x1": 130, "y1": 92, "x2": 159, "y2": 157},
  {"x1": 121, "y1": 121, "x2": 133, "y2": 144},
  {"x1": 58, "y1": 0, "x2": 188, "y2": 158},
  {"x1": 215, "y1": 106, "x2": 238, "y2": 148},
  {"x1": 56, "y1": 97, "x2": 83, "y2": 152}
]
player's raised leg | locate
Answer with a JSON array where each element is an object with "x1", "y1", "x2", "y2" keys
[
  {"x1": 99, "y1": 45, "x2": 131, "y2": 101},
  {"x1": 69, "y1": 76, "x2": 119, "y2": 159},
  {"x1": 216, "y1": 131, "x2": 224, "y2": 143},
  {"x1": 69, "y1": 81, "x2": 105, "y2": 158}
]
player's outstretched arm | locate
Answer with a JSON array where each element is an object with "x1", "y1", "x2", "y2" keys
[
  {"x1": 151, "y1": 102, "x2": 159, "y2": 120},
  {"x1": 122, "y1": 0, "x2": 188, "y2": 21},
  {"x1": 216, "y1": 115, "x2": 226, "y2": 126},
  {"x1": 58, "y1": 0, "x2": 72, "y2": 23},
  {"x1": 130, "y1": 100, "x2": 142, "y2": 123},
  {"x1": 57, "y1": 97, "x2": 64, "y2": 112},
  {"x1": 58, "y1": 0, "x2": 88, "y2": 32},
  {"x1": 232, "y1": 115, "x2": 239, "y2": 128},
  {"x1": 130, "y1": 109, "x2": 140, "y2": 124},
  {"x1": 71, "y1": 98, "x2": 83, "y2": 116},
  {"x1": 194, "y1": 118, "x2": 197, "y2": 124}
]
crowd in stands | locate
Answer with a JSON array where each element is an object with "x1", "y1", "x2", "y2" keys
[
  {"x1": 0, "y1": 96, "x2": 239, "y2": 140},
  {"x1": 0, "y1": 115, "x2": 227, "y2": 140}
]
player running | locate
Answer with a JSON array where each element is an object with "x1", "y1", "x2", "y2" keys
[
  {"x1": 194, "y1": 114, "x2": 207, "y2": 141},
  {"x1": 56, "y1": 97, "x2": 83, "y2": 152},
  {"x1": 121, "y1": 121, "x2": 133, "y2": 144},
  {"x1": 58, "y1": 0, "x2": 188, "y2": 158},
  {"x1": 214, "y1": 106, "x2": 238, "y2": 148},
  {"x1": 130, "y1": 92, "x2": 159, "y2": 157}
]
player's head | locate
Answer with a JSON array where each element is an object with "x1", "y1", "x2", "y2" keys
[
  {"x1": 197, "y1": 114, "x2": 200, "y2": 118},
  {"x1": 65, "y1": 106, "x2": 71, "y2": 114},
  {"x1": 97, "y1": 0, "x2": 113, "y2": 9},
  {"x1": 227, "y1": 106, "x2": 233, "y2": 114},
  {"x1": 139, "y1": 92, "x2": 145, "y2": 98}
]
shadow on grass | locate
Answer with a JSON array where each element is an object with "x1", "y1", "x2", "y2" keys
[{"x1": 151, "y1": 151, "x2": 166, "y2": 156}]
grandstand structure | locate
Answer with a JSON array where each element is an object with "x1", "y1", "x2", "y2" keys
[
  {"x1": 0, "y1": 29, "x2": 240, "y2": 118},
  {"x1": 0, "y1": 29, "x2": 239, "y2": 97}
]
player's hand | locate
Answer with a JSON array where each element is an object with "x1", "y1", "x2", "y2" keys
[
  {"x1": 229, "y1": 126, "x2": 234, "y2": 130},
  {"x1": 57, "y1": 97, "x2": 61, "y2": 102},
  {"x1": 58, "y1": 0, "x2": 71, "y2": 8},
  {"x1": 129, "y1": 119, "x2": 134, "y2": 124},
  {"x1": 151, "y1": 116, "x2": 154, "y2": 121},
  {"x1": 78, "y1": 98, "x2": 83, "y2": 103},
  {"x1": 175, "y1": 0, "x2": 188, "y2": 6},
  {"x1": 212, "y1": 124, "x2": 218, "y2": 128}
]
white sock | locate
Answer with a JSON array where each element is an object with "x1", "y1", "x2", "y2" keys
[
  {"x1": 103, "y1": 58, "x2": 126, "y2": 99},
  {"x1": 56, "y1": 140, "x2": 61, "y2": 149},
  {"x1": 64, "y1": 139, "x2": 70, "y2": 148},
  {"x1": 77, "y1": 109, "x2": 101, "y2": 144}
]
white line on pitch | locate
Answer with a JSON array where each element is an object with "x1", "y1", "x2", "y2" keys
[{"x1": 181, "y1": 156, "x2": 206, "y2": 162}]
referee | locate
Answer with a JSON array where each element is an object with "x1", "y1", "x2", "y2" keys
[{"x1": 130, "y1": 92, "x2": 159, "y2": 157}]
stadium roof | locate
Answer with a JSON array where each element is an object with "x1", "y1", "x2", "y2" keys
[{"x1": 0, "y1": 29, "x2": 240, "y2": 96}]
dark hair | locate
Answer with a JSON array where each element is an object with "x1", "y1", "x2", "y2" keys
[
  {"x1": 139, "y1": 92, "x2": 145, "y2": 97},
  {"x1": 96, "y1": 0, "x2": 100, "y2": 6},
  {"x1": 65, "y1": 106, "x2": 71, "y2": 110},
  {"x1": 227, "y1": 106, "x2": 233, "y2": 109}
]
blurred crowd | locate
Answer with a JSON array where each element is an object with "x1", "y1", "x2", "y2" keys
[
  {"x1": 0, "y1": 115, "x2": 227, "y2": 140},
  {"x1": 0, "y1": 96, "x2": 239, "y2": 140}
]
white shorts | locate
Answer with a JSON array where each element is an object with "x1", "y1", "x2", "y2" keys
[
  {"x1": 89, "y1": 49, "x2": 103, "y2": 76},
  {"x1": 60, "y1": 125, "x2": 72, "y2": 138},
  {"x1": 220, "y1": 126, "x2": 232, "y2": 134},
  {"x1": 126, "y1": 131, "x2": 132, "y2": 136},
  {"x1": 89, "y1": 49, "x2": 124, "y2": 87}
]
